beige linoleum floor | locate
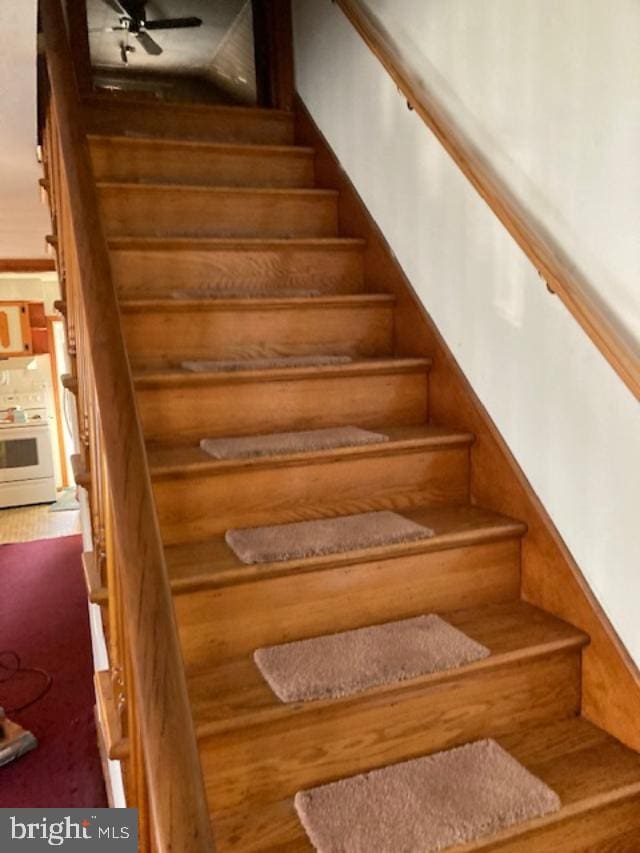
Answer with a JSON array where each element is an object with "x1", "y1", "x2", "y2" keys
[{"x1": 0, "y1": 502, "x2": 81, "y2": 544}]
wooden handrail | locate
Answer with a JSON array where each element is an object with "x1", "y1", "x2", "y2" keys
[
  {"x1": 40, "y1": 1, "x2": 215, "y2": 849},
  {"x1": 336, "y1": 0, "x2": 640, "y2": 400}
]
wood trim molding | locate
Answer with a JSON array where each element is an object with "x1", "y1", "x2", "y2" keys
[
  {"x1": 63, "y1": 0, "x2": 93, "y2": 94},
  {"x1": 252, "y1": 0, "x2": 295, "y2": 110},
  {"x1": 0, "y1": 259, "x2": 55, "y2": 273},
  {"x1": 295, "y1": 95, "x2": 640, "y2": 752},
  {"x1": 335, "y1": 0, "x2": 640, "y2": 401},
  {"x1": 46, "y1": 315, "x2": 69, "y2": 488}
]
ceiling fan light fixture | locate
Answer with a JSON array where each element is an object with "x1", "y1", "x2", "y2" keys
[{"x1": 96, "y1": 0, "x2": 204, "y2": 62}]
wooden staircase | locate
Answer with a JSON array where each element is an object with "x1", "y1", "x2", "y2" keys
[{"x1": 87, "y1": 95, "x2": 640, "y2": 850}]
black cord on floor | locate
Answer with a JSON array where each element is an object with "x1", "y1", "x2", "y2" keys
[{"x1": 0, "y1": 650, "x2": 53, "y2": 714}]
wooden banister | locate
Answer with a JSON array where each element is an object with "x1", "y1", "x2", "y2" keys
[
  {"x1": 40, "y1": 1, "x2": 215, "y2": 849},
  {"x1": 336, "y1": 0, "x2": 640, "y2": 400}
]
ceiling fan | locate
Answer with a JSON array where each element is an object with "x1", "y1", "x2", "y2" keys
[{"x1": 92, "y1": 0, "x2": 203, "y2": 63}]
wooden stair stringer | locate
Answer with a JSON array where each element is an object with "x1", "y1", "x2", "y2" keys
[{"x1": 295, "y1": 95, "x2": 640, "y2": 752}]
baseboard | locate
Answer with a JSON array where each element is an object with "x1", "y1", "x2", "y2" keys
[{"x1": 295, "y1": 93, "x2": 640, "y2": 751}]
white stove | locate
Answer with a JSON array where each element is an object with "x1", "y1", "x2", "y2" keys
[{"x1": 0, "y1": 390, "x2": 57, "y2": 508}]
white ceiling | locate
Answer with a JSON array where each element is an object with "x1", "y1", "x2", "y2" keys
[
  {"x1": 87, "y1": 0, "x2": 247, "y2": 74},
  {"x1": 0, "y1": 1, "x2": 51, "y2": 259}
]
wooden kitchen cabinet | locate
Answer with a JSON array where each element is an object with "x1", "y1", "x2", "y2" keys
[{"x1": 0, "y1": 302, "x2": 33, "y2": 356}]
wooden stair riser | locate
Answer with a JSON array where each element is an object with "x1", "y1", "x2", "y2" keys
[
  {"x1": 110, "y1": 242, "x2": 366, "y2": 300},
  {"x1": 122, "y1": 301, "x2": 394, "y2": 367},
  {"x1": 174, "y1": 538, "x2": 522, "y2": 667},
  {"x1": 472, "y1": 795, "x2": 640, "y2": 852},
  {"x1": 200, "y1": 650, "x2": 582, "y2": 812},
  {"x1": 136, "y1": 370, "x2": 429, "y2": 444},
  {"x1": 154, "y1": 445, "x2": 470, "y2": 544},
  {"x1": 98, "y1": 186, "x2": 339, "y2": 239},
  {"x1": 83, "y1": 98, "x2": 295, "y2": 144},
  {"x1": 214, "y1": 808, "x2": 306, "y2": 853},
  {"x1": 90, "y1": 138, "x2": 315, "y2": 188}
]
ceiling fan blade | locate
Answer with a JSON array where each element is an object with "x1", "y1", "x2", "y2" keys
[
  {"x1": 144, "y1": 17, "x2": 203, "y2": 31},
  {"x1": 100, "y1": 0, "x2": 128, "y2": 14},
  {"x1": 136, "y1": 30, "x2": 163, "y2": 56}
]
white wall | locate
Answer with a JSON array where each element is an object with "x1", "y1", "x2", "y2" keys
[
  {"x1": 0, "y1": 0, "x2": 51, "y2": 257},
  {"x1": 292, "y1": 1, "x2": 640, "y2": 663},
  {"x1": 364, "y1": 0, "x2": 640, "y2": 348}
]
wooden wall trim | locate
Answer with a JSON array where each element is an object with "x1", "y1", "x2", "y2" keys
[
  {"x1": 295, "y1": 95, "x2": 640, "y2": 752},
  {"x1": 335, "y1": 0, "x2": 640, "y2": 401},
  {"x1": 252, "y1": 0, "x2": 295, "y2": 110},
  {"x1": 63, "y1": 0, "x2": 93, "y2": 94},
  {"x1": 0, "y1": 259, "x2": 55, "y2": 273},
  {"x1": 46, "y1": 315, "x2": 69, "y2": 488}
]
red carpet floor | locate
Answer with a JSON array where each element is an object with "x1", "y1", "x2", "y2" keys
[{"x1": 0, "y1": 534, "x2": 108, "y2": 807}]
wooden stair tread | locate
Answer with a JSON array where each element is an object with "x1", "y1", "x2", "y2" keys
[
  {"x1": 99, "y1": 183, "x2": 340, "y2": 239},
  {"x1": 108, "y1": 236, "x2": 366, "y2": 251},
  {"x1": 83, "y1": 96, "x2": 295, "y2": 145},
  {"x1": 164, "y1": 504, "x2": 527, "y2": 592},
  {"x1": 90, "y1": 135, "x2": 317, "y2": 188},
  {"x1": 83, "y1": 94, "x2": 294, "y2": 120},
  {"x1": 97, "y1": 181, "x2": 338, "y2": 198},
  {"x1": 211, "y1": 716, "x2": 640, "y2": 852},
  {"x1": 89, "y1": 134, "x2": 314, "y2": 157},
  {"x1": 123, "y1": 294, "x2": 395, "y2": 369},
  {"x1": 97, "y1": 600, "x2": 586, "y2": 741},
  {"x1": 215, "y1": 717, "x2": 640, "y2": 850},
  {"x1": 120, "y1": 293, "x2": 394, "y2": 312},
  {"x1": 109, "y1": 237, "x2": 367, "y2": 299},
  {"x1": 134, "y1": 357, "x2": 432, "y2": 388},
  {"x1": 148, "y1": 424, "x2": 474, "y2": 478},
  {"x1": 186, "y1": 600, "x2": 587, "y2": 734}
]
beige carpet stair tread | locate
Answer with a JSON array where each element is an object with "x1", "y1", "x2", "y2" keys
[
  {"x1": 168, "y1": 289, "x2": 323, "y2": 300},
  {"x1": 200, "y1": 426, "x2": 391, "y2": 462},
  {"x1": 225, "y1": 511, "x2": 435, "y2": 564},
  {"x1": 121, "y1": 293, "x2": 393, "y2": 310},
  {"x1": 133, "y1": 356, "x2": 431, "y2": 387},
  {"x1": 148, "y1": 425, "x2": 474, "y2": 478},
  {"x1": 295, "y1": 738, "x2": 561, "y2": 852},
  {"x1": 182, "y1": 354, "x2": 353, "y2": 373},
  {"x1": 163, "y1": 504, "x2": 527, "y2": 592},
  {"x1": 210, "y1": 717, "x2": 640, "y2": 852},
  {"x1": 185, "y1": 601, "x2": 586, "y2": 733},
  {"x1": 253, "y1": 614, "x2": 490, "y2": 702}
]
